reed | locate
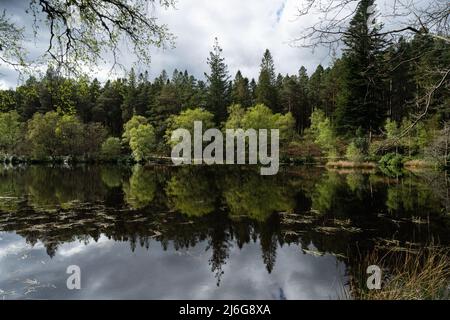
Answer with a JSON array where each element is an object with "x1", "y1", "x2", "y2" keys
[{"x1": 350, "y1": 245, "x2": 450, "y2": 300}]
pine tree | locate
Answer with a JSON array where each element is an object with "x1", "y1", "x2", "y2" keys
[
  {"x1": 280, "y1": 75, "x2": 299, "y2": 114},
  {"x1": 121, "y1": 68, "x2": 137, "y2": 124},
  {"x1": 256, "y1": 49, "x2": 279, "y2": 112},
  {"x1": 93, "y1": 79, "x2": 124, "y2": 135},
  {"x1": 297, "y1": 66, "x2": 310, "y2": 132},
  {"x1": 205, "y1": 38, "x2": 230, "y2": 124},
  {"x1": 309, "y1": 65, "x2": 325, "y2": 111},
  {"x1": 334, "y1": 0, "x2": 388, "y2": 135},
  {"x1": 249, "y1": 78, "x2": 257, "y2": 106},
  {"x1": 231, "y1": 70, "x2": 252, "y2": 108},
  {"x1": 135, "y1": 71, "x2": 151, "y2": 116}
]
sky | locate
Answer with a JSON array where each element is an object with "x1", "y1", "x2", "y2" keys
[{"x1": 0, "y1": 0, "x2": 337, "y2": 89}]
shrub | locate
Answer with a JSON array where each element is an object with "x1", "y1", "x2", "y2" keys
[
  {"x1": 122, "y1": 115, "x2": 148, "y2": 144},
  {"x1": 129, "y1": 124, "x2": 156, "y2": 162},
  {"x1": 165, "y1": 108, "x2": 215, "y2": 146},
  {"x1": 101, "y1": 137, "x2": 122, "y2": 159},
  {"x1": 309, "y1": 110, "x2": 338, "y2": 159},
  {"x1": 379, "y1": 153, "x2": 405, "y2": 176},
  {"x1": 346, "y1": 142, "x2": 364, "y2": 163}
]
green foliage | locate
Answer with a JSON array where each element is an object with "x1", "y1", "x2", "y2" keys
[
  {"x1": 235, "y1": 103, "x2": 295, "y2": 143},
  {"x1": 224, "y1": 103, "x2": 295, "y2": 145},
  {"x1": 122, "y1": 115, "x2": 149, "y2": 144},
  {"x1": 205, "y1": 38, "x2": 231, "y2": 123},
  {"x1": 55, "y1": 114, "x2": 85, "y2": 154},
  {"x1": 166, "y1": 168, "x2": 217, "y2": 217},
  {"x1": 27, "y1": 112, "x2": 61, "y2": 158},
  {"x1": 0, "y1": 90, "x2": 16, "y2": 112},
  {"x1": 311, "y1": 172, "x2": 341, "y2": 214},
  {"x1": 0, "y1": 11, "x2": 449, "y2": 166},
  {"x1": 231, "y1": 71, "x2": 252, "y2": 108},
  {"x1": 26, "y1": 111, "x2": 106, "y2": 159},
  {"x1": 83, "y1": 123, "x2": 108, "y2": 157},
  {"x1": 379, "y1": 153, "x2": 404, "y2": 176},
  {"x1": 0, "y1": 111, "x2": 24, "y2": 154},
  {"x1": 239, "y1": 103, "x2": 273, "y2": 128},
  {"x1": 123, "y1": 166, "x2": 156, "y2": 209},
  {"x1": 334, "y1": 0, "x2": 387, "y2": 134},
  {"x1": 224, "y1": 104, "x2": 246, "y2": 129},
  {"x1": 121, "y1": 68, "x2": 138, "y2": 124},
  {"x1": 55, "y1": 79, "x2": 77, "y2": 115},
  {"x1": 100, "y1": 166, "x2": 123, "y2": 188},
  {"x1": 101, "y1": 137, "x2": 122, "y2": 159},
  {"x1": 256, "y1": 49, "x2": 279, "y2": 112},
  {"x1": 309, "y1": 110, "x2": 338, "y2": 159},
  {"x1": 346, "y1": 142, "x2": 364, "y2": 163},
  {"x1": 273, "y1": 112, "x2": 296, "y2": 143},
  {"x1": 223, "y1": 172, "x2": 294, "y2": 221},
  {"x1": 129, "y1": 124, "x2": 156, "y2": 162},
  {"x1": 385, "y1": 119, "x2": 400, "y2": 139},
  {"x1": 165, "y1": 108, "x2": 215, "y2": 146}
]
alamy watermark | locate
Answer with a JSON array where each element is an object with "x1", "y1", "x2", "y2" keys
[
  {"x1": 66, "y1": 265, "x2": 81, "y2": 290},
  {"x1": 170, "y1": 121, "x2": 280, "y2": 175},
  {"x1": 366, "y1": 265, "x2": 382, "y2": 290}
]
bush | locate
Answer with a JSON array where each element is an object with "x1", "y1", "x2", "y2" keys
[
  {"x1": 122, "y1": 115, "x2": 148, "y2": 144},
  {"x1": 345, "y1": 142, "x2": 364, "y2": 163},
  {"x1": 165, "y1": 108, "x2": 215, "y2": 146},
  {"x1": 129, "y1": 124, "x2": 156, "y2": 162},
  {"x1": 101, "y1": 137, "x2": 122, "y2": 159},
  {"x1": 379, "y1": 153, "x2": 403, "y2": 168},
  {"x1": 309, "y1": 110, "x2": 338, "y2": 159}
]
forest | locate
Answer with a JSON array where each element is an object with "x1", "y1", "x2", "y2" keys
[{"x1": 0, "y1": 0, "x2": 449, "y2": 173}]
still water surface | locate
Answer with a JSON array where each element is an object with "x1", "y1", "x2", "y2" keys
[{"x1": 0, "y1": 165, "x2": 449, "y2": 299}]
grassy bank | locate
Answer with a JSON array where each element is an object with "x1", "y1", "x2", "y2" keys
[
  {"x1": 350, "y1": 245, "x2": 450, "y2": 300},
  {"x1": 326, "y1": 161, "x2": 377, "y2": 169}
]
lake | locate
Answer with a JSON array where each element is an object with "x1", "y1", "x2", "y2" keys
[{"x1": 0, "y1": 164, "x2": 449, "y2": 299}]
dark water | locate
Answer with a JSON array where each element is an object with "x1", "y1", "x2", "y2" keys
[{"x1": 0, "y1": 165, "x2": 449, "y2": 299}]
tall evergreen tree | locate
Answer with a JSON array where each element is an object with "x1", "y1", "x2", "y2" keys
[
  {"x1": 256, "y1": 49, "x2": 279, "y2": 112},
  {"x1": 135, "y1": 71, "x2": 151, "y2": 116},
  {"x1": 205, "y1": 38, "x2": 230, "y2": 124},
  {"x1": 309, "y1": 65, "x2": 325, "y2": 111},
  {"x1": 297, "y1": 66, "x2": 311, "y2": 132},
  {"x1": 231, "y1": 70, "x2": 252, "y2": 108},
  {"x1": 121, "y1": 68, "x2": 138, "y2": 124},
  {"x1": 249, "y1": 78, "x2": 257, "y2": 106},
  {"x1": 280, "y1": 75, "x2": 299, "y2": 115},
  {"x1": 93, "y1": 79, "x2": 124, "y2": 136},
  {"x1": 334, "y1": 0, "x2": 388, "y2": 135}
]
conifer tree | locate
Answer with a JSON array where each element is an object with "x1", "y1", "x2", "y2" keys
[
  {"x1": 256, "y1": 49, "x2": 279, "y2": 112},
  {"x1": 231, "y1": 70, "x2": 252, "y2": 108},
  {"x1": 121, "y1": 68, "x2": 137, "y2": 124},
  {"x1": 334, "y1": 0, "x2": 387, "y2": 135},
  {"x1": 205, "y1": 38, "x2": 230, "y2": 124}
]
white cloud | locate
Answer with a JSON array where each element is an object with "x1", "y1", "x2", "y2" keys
[
  {"x1": 0, "y1": 0, "x2": 331, "y2": 88},
  {"x1": 148, "y1": 0, "x2": 328, "y2": 80}
]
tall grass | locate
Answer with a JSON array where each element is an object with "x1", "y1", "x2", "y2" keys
[{"x1": 350, "y1": 245, "x2": 450, "y2": 300}]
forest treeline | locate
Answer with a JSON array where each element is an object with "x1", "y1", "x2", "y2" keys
[{"x1": 0, "y1": 0, "x2": 449, "y2": 169}]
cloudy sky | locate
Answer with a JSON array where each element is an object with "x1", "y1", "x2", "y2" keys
[
  {"x1": 0, "y1": 0, "x2": 340, "y2": 89},
  {"x1": 149, "y1": 0, "x2": 330, "y2": 80},
  {"x1": 1, "y1": 0, "x2": 434, "y2": 89}
]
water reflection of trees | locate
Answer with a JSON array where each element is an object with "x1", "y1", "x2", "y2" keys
[
  {"x1": 123, "y1": 166, "x2": 157, "y2": 209},
  {"x1": 223, "y1": 170, "x2": 295, "y2": 221},
  {"x1": 0, "y1": 165, "x2": 449, "y2": 284},
  {"x1": 166, "y1": 167, "x2": 218, "y2": 217}
]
